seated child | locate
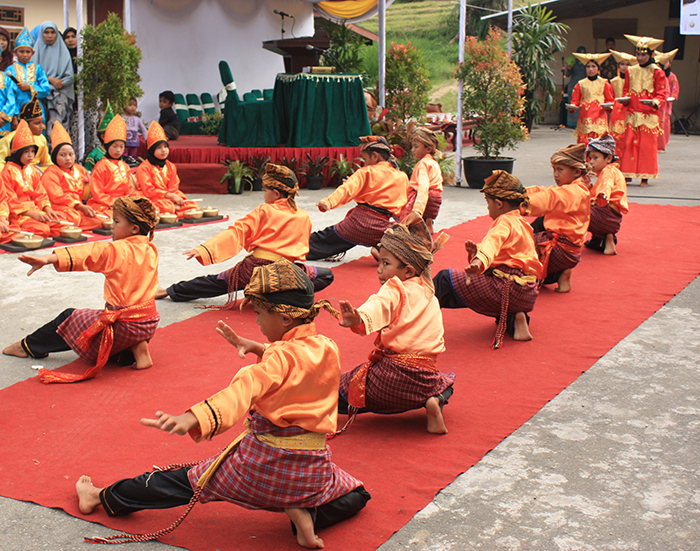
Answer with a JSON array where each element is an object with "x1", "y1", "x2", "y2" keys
[
  {"x1": 83, "y1": 102, "x2": 114, "y2": 173},
  {"x1": 337, "y1": 213, "x2": 454, "y2": 435},
  {"x1": 433, "y1": 170, "x2": 542, "y2": 349},
  {"x1": 0, "y1": 119, "x2": 73, "y2": 238},
  {"x1": 5, "y1": 28, "x2": 49, "y2": 125},
  {"x1": 157, "y1": 163, "x2": 333, "y2": 304},
  {"x1": 0, "y1": 175, "x2": 21, "y2": 244},
  {"x1": 122, "y1": 97, "x2": 147, "y2": 159},
  {"x1": 0, "y1": 93, "x2": 52, "y2": 172},
  {"x1": 308, "y1": 136, "x2": 408, "y2": 261},
  {"x1": 400, "y1": 128, "x2": 443, "y2": 234},
  {"x1": 3, "y1": 197, "x2": 160, "y2": 383},
  {"x1": 87, "y1": 113, "x2": 138, "y2": 218},
  {"x1": 525, "y1": 143, "x2": 591, "y2": 293},
  {"x1": 41, "y1": 121, "x2": 102, "y2": 231},
  {"x1": 135, "y1": 121, "x2": 198, "y2": 217},
  {"x1": 585, "y1": 134, "x2": 628, "y2": 255},
  {"x1": 158, "y1": 90, "x2": 180, "y2": 141},
  {"x1": 74, "y1": 260, "x2": 370, "y2": 549}
]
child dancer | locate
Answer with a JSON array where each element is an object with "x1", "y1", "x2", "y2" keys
[
  {"x1": 122, "y1": 97, "x2": 147, "y2": 159},
  {"x1": 3, "y1": 197, "x2": 160, "y2": 383},
  {"x1": 157, "y1": 163, "x2": 333, "y2": 304},
  {"x1": 525, "y1": 143, "x2": 591, "y2": 293},
  {"x1": 566, "y1": 52, "x2": 615, "y2": 145},
  {"x1": 585, "y1": 135, "x2": 628, "y2": 255},
  {"x1": 308, "y1": 136, "x2": 408, "y2": 261},
  {"x1": 41, "y1": 121, "x2": 101, "y2": 231},
  {"x1": 74, "y1": 260, "x2": 370, "y2": 548},
  {"x1": 433, "y1": 170, "x2": 542, "y2": 348},
  {"x1": 608, "y1": 50, "x2": 637, "y2": 157},
  {"x1": 654, "y1": 49, "x2": 679, "y2": 153},
  {"x1": 400, "y1": 128, "x2": 443, "y2": 234},
  {"x1": 135, "y1": 121, "x2": 198, "y2": 217},
  {"x1": 337, "y1": 213, "x2": 454, "y2": 434}
]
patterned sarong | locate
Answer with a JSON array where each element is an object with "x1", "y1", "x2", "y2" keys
[
  {"x1": 533, "y1": 231, "x2": 582, "y2": 283},
  {"x1": 334, "y1": 204, "x2": 393, "y2": 247},
  {"x1": 589, "y1": 204, "x2": 623, "y2": 237},
  {"x1": 400, "y1": 188, "x2": 443, "y2": 221}
]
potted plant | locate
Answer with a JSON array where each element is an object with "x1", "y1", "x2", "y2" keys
[
  {"x1": 248, "y1": 154, "x2": 270, "y2": 191},
  {"x1": 219, "y1": 159, "x2": 253, "y2": 194},
  {"x1": 454, "y1": 27, "x2": 529, "y2": 188},
  {"x1": 329, "y1": 154, "x2": 360, "y2": 187},
  {"x1": 301, "y1": 153, "x2": 330, "y2": 190},
  {"x1": 279, "y1": 156, "x2": 300, "y2": 182}
]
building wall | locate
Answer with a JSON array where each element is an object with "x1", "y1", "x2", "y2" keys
[{"x1": 11, "y1": 1, "x2": 86, "y2": 32}]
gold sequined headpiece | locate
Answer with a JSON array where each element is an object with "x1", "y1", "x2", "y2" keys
[
  {"x1": 624, "y1": 34, "x2": 663, "y2": 54},
  {"x1": 609, "y1": 50, "x2": 638, "y2": 65},
  {"x1": 19, "y1": 93, "x2": 44, "y2": 121},
  {"x1": 572, "y1": 52, "x2": 612, "y2": 66},
  {"x1": 654, "y1": 48, "x2": 678, "y2": 66}
]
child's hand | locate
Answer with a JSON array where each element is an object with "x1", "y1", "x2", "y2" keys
[
  {"x1": 581, "y1": 173, "x2": 593, "y2": 189},
  {"x1": 0, "y1": 217, "x2": 9, "y2": 233},
  {"x1": 17, "y1": 82, "x2": 30, "y2": 92},
  {"x1": 216, "y1": 320, "x2": 264, "y2": 358},
  {"x1": 183, "y1": 249, "x2": 202, "y2": 260},
  {"x1": 595, "y1": 193, "x2": 609, "y2": 207},
  {"x1": 166, "y1": 192, "x2": 184, "y2": 206},
  {"x1": 18, "y1": 253, "x2": 56, "y2": 276},
  {"x1": 44, "y1": 207, "x2": 60, "y2": 221},
  {"x1": 141, "y1": 411, "x2": 199, "y2": 435},
  {"x1": 464, "y1": 240, "x2": 478, "y2": 262},
  {"x1": 316, "y1": 200, "x2": 329, "y2": 213},
  {"x1": 338, "y1": 300, "x2": 363, "y2": 327},
  {"x1": 25, "y1": 209, "x2": 49, "y2": 223},
  {"x1": 465, "y1": 257, "x2": 483, "y2": 275},
  {"x1": 76, "y1": 203, "x2": 96, "y2": 217}
]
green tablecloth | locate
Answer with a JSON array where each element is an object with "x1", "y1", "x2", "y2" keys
[
  {"x1": 218, "y1": 90, "x2": 280, "y2": 148},
  {"x1": 273, "y1": 73, "x2": 371, "y2": 148}
]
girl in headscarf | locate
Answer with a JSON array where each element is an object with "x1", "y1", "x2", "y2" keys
[
  {"x1": 62, "y1": 27, "x2": 80, "y2": 149},
  {"x1": 33, "y1": 21, "x2": 75, "y2": 139},
  {"x1": 0, "y1": 26, "x2": 14, "y2": 71}
]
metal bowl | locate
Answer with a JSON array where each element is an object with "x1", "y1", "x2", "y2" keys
[
  {"x1": 59, "y1": 227, "x2": 83, "y2": 239},
  {"x1": 201, "y1": 207, "x2": 219, "y2": 217},
  {"x1": 101, "y1": 219, "x2": 114, "y2": 230},
  {"x1": 11, "y1": 235, "x2": 44, "y2": 249},
  {"x1": 158, "y1": 212, "x2": 178, "y2": 224},
  {"x1": 184, "y1": 209, "x2": 203, "y2": 219}
]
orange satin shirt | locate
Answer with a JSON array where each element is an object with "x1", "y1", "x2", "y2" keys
[
  {"x1": 409, "y1": 154, "x2": 443, "y2": 216},
  {"x1": 323, "y1": 161, "x2": 409, "y2": 217},
  {"x1": 1, "y1": 161, "x2": 50, "y2": 217},
  {"x1": 195, "y1": 199, "x2": 312, "y2": 265},
  {"x1": 54, "y1": 235, "x2": 159, "y2": 306},
  {"x1": 475, "y1": 210, "x2": 543, "y2": 277},
  {"x1": 135, "y1": 159, "x2": 185, "y2": 201},
  {"x1": 188, "y1": 323, "x2": 341, "y2": 441},
  {"x1": 525, "y1": 180, "x2": 591, "y2": 246},
  {"x1": 41, "y1": 164, "x2": 89, "y2": 210},
  {"x1": 87, "y1": 157, "x2": 135, "y2": 211},
  {"x1": 590, "y1": 163, "x2": 629, "y2": 214}
]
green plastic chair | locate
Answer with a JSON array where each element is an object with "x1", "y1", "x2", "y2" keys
[
  {"x1": 200, "y1": 93, "x2": 217, "y2": 115},
  {"x1": 186, "y1": 93, "x2": 204, "y2": 118},
  {"x1": 173, "y1": 93, "x2": 189, "y2": 125},
  {"x1": 263, "y1": 89, "x2": 274, "y2": 101}
]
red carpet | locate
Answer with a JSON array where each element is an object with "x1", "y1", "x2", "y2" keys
[{"x1": 0, "y1": 204, "x2": 698, "y2": 550}]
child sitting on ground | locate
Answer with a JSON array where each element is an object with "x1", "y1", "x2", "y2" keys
[
  {"x1": 157, "y1": 163, "x2": 333, "y2": 305},
  {"x1": 433, "y1": 170, "x2": 542, "y2": 348},
  {"x1": 157, "y1": 90, "x2": 180, "y2": 141},
  {"x1": 3, "y1": 197, "x2": 160, "y2": 383},
  {"x1": 75, "y1": 260, "x2": 370, "y2": 549},
  {"x1": 585, "y1": 135, "x2": 628, "y2": 255},
  {"x1": 0, "y1": 93, "x2": 52, "y2": 172},
  {"x1": 41, "y1": 121, "x2": 101, "y2": 231},
  {"x1": 135, "y1": 121, "x2": 198, "y2": 217},
  {"x1": 400, "y1": 128, "x2": 443, "y2": 234},
  {"x1": 122, "y1": 97, "x2": 147, "y2": 159},
  {"x1": 83, "y1": 102, "x2": 114, "y2": 173},
  {"x1": 307, "y1": 136, "x2": 408, "y2": 261},
  {"x1": 0, "y1": 174, "x2": 20, "y2": 244},
  {"x1": 337, "y1": 213, "x2": 454, "y2": 435},
  {"x1": 524, "y1": 143, "x2": 591, "y2": 293}
]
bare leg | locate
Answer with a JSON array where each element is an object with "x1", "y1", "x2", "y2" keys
[
  {"x1": 426, "y1": 396, "x2": 448, "y2": 434},
  {"x1": 640, "y1": 179, "x2": 650, "y2": 187},
  {"x1": 3, "y1": 341, "x2": 28, "y2": 358},
  {"x1": 513, "y1": 312, "x2": 533, "y2": 341},
  {"x1": 425, "y1": 218, "x2": 434, "y2": 235},
  {"x1": 603, "y1": 233, "x2": 617, "y2": 255},
  {"x1": 130, "y1": 341, "x2": 153, "y2": 370},
  {"x1": 285, "y1": 508, "x2": 324, "y2": 549},
  {"x1": 76, "y1": 475, "x2": 103, "y2": 514},
  {"x1": 155, "y1": 286, "x2": 169, "y2": 299},
  {"x1": 556, "y1": 268, "x2": 572, "y2": 293}
]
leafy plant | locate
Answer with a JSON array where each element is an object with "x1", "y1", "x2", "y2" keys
[
  {"x1": 316, "y1": 19, "x2": 369, "y2": 76},
  {"x1": 279, "y1": 156, "x2": 300, "y2": 179},
  {"x1": 219, "y1": 159, "x2": 253, "y2": 193},
  {"x1": 75, "y1": 13, "x2": 143, "y2": 114},
  {"x1": 511, "y1": 4, "x2": 569, "y2": 129},
  {"x1": 454, "y1": 27, "x2": 529, "y2": 159},
  {"x1": 329, "y1": 155, "x2": 360, "y2": 179},
  {"x1": 248, "y1": 154, "x2": 271, "y2": 179},
  {"x1": 301, "y1": 153, "x2": 330, "y2": 178},
  {"x1": 201, "y1": 112, "x2": 223, "y2": 136}
]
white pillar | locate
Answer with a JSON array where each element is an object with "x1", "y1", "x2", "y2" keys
[
  {"x1": 76, "y1": 0, "x2": 85, "y2": 160},
  {"x1": 378, "y1": 0, "x2": 386, "y2": 108},
  {"x1": 507, "y1": 0, "x2": 513, "y2": 55},
  {"x1": 64, "y1": 0, "x2": 70, "y2": 29},
  {"x1": 455, "y1": 0, "x2": 466, "y2": 186},
  {"x1": 123, "y1": 0, "x2": 132, "y2": 32}
]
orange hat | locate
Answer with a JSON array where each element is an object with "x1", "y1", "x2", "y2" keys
[
  {"x1": 50, "y1": 121, "x2": 72, "y2": 149},
  {"x1": 104, "y1": 114, "x2": 127, "y2": 144},
  {"x1": 11, "y1": 120, "x2": 35, "y2": 153},
  {"x1": 146, "y1": 120, "x2": 167, "y2": 150}
]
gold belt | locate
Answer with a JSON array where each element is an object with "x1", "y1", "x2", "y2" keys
[
  {"x1": 255, "y1": 430, "x2": 327, "y2": 450},
  {"x1": 252, "y1": 248, "x2": 287, "y2": 261},
  {"x1": 492, "y1": 268, "x2": 537, "y2": 286}
]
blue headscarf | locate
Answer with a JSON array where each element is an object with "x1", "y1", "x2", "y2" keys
[{"x1": 33, "y1": 21, "x2": 74, "y2": 101}]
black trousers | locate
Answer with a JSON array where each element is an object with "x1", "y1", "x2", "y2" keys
[
  {"x1": 307, "y1": 227, "x2": 356, "y2": 261},
  {"x1": 101, "y1": 467, "x2": 371, "y2": 531},
  {"x1": 337, "y1": 384, "x2": 455, "y2": 415},
  {"x1": 21, "y1": 308, "x2": 76, "y2": 358}
]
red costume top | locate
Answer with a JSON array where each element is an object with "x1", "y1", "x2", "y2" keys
[
  {"x1": 135, "y1": 159, "x2": 197, "y2": 215},
  {"x1": 87, "y1": 157, "x2": 136, "y2": 212},
  {"x1": 590, "y1": 163, "x2": 629, "y2": 214},
  {"x1": 408, "y1": 154, "x2": 443, "y2": 216},
  {"x1": 525, "y1": 180, "x2": 591, "y2": 246},
  {"x1": 1, "y1": 161, "x2": 50, "y2": 219},
  {"x1": 658, "y1": 72, "x2": 679, "y2": 150},
  {"x1": 570, "y1": 77, "x2": 615, "y2": 143},
  {"x1": 41, "y1": 164, "x2": 89, "y2": 210}
]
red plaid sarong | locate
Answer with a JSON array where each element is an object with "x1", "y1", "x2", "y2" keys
[
  {"x1": 400, "y1": 189, "x2": 443, "y2": 221},
  {"x1": 339, "y1": 346, "x2": 454, "y2": 413},
  {"x1": 188, "y1": 413, "x2": 362, "y2": 511},
  {"x1": 589, "y1": 204, "x2": 623, "y2": 237},
  {"x1": 334, "y1": 204, "x2": 393, "y2": 247},
  {"x1": 533, "y1": 231, "x2": 582, "y2": 280},
  {"x1": 41, "y1": 301, "x2": 160, "y2": 383}
]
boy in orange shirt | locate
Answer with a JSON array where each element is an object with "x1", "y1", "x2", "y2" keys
[
  {"x1": 157, "y1": 164, "x2": 333, "y2": 305},
  {"x1": 308, "y1": 136, "x2": 408, "y2": 261},
  {"x1": 337, "y1": 214, "x2": 454, "y2": 434},
  {"x1": 525, "y1": 143, "x2": 591, "y2": 293},
  {"x1": 3, "y1": 197, "x2": 160, "y2": 383},
  {"x1": 75, "y1": 260, "x2": 370, "y2": 549},
  {"x1": 433, "y1": 170, "x2": 542, "y2": 348},
  {"x1": 585, "y1": 134, "x2": 628, "y2": 255}
]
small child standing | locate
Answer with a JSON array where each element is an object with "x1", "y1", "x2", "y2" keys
[
  {"x1": 5, "y1": 28, "x2": 50, "y2": 123},
  {"x1": 122, "y1": 97, "x2": 147, "y2": 159},
  {"x1": 2, "y1": 197, "x2": 160, "y2": 383},
  {"x1": 585, "y1": 135, "x2": 628, "y2": 255},
  {"x1": 74, "y1": 260, "x2": 370, "y2": 548},
  {"x1": 158, "y1": 90, "x2": 180, "y2": 141},
  {"x1": 525, "y1": 143, "x2": 591, "y2": 293},
  {"x1": 135, "y1": 121, "x2": 198, "y2": 217},
  {"x1": 433, "y1": 170, "x2": 542, "y2": 348},
  {"x1": 400, "y1": 128, "x2": 443, "y2": 234},
  {"x1": 337, "y1": 213, "x2": 454, "y2": 435}
]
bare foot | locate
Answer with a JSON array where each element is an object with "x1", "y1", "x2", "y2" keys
[
  {"x1": 3, "y1": 341, "x2": 28, "y2": 358},
  {"x1": 640, "y1": 180, "x2": 650, "y2": 187},
  {"x1": 555, "y1": 268, "x2": 572, "y2": 293},
  {"x1": 76, "y1": 475, "x2": 103, "y2": 514},
  {"x1": 285, "y1": 508, "x2": 324, "y2": 549},
  {"x1": 426, "y1": 396, "x2": 448, "y2": 434},
  {"x1": 513, "y1": 312, "x2": 533, "y2": 341},
  {"x1": 130, "y1": 341, "x2": 153, "y2": 370},
  {"x1": 603, "y1": 233, "x2": 617, "y2": 255},
  {"x1": 155, "y1": 286, "x2": 169, "y2": 299}
]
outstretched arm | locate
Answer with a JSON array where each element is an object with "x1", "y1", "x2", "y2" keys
[
  {"x1": 464, "y1": 240, "x2": 478, "y2": 263},
  {"x1": 18, "y1": 253, "x2": 58, "y2": 276},
  {"x1": 141, "y1": 411, "x2": 199, "y2": 435},
  {"x1": 339, "y1": 300, "x2": 363, "y2": 327},
  {"x1": 216, "y1": 320, "x2": 265, "y2": 358}
]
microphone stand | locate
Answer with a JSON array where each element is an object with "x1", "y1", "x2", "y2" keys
[
  {"x1": 277, "y1": 13, "x2": 286, "y2": 39},
  {"x1": 307, "y1": 45, "x2": 346, "y2": 73}
]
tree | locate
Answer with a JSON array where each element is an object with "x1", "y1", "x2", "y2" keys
[{"x1": 75, "y1": 13, "x2": 143, "y2": 114}]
